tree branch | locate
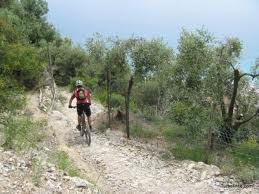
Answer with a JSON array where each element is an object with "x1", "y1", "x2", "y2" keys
[
  {"x1": 233, "y1": 112, "x2": 258, "y2": 129},
  {"x1": 229, "y1": 62, "x2": 236, "y2": 71},
  {"x1": 240, "y1": 73, "x2": 259, "y2": 79}
]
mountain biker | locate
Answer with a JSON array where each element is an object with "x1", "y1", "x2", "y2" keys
[{"x1": 68, "y1": 80, "x2": 92, "y2": 131}]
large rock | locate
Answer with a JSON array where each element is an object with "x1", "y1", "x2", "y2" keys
[{"x1": 73, "y1": 177, "x2": 93, "y2": 188}]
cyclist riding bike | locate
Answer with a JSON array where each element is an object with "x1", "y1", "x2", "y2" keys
[{"x1": 68, "y1": 80, "x2": 92, "y2": 131}]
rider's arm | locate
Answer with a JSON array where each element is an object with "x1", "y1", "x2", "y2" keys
[{"x1": 68, "y1": 94, "x2": 75, "y2": 107}]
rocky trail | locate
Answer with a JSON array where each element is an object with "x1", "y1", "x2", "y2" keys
[{"x1": 0, "y1": 90, "x2": 258, "y2": 194}]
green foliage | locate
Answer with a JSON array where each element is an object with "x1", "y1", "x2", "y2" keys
[
  {"x1": 170, "y1": 143, "x2": 207, "y2": 162},
  {"x1": 0, "y1": 0, "x2": 14, "y2": 8},
  {"x1": 131, "y1": 122, "x2": 159, "y2": 139},
  {"x1": 163, "y1": 125, "x2": 186, "y2": 142},
  {"x1": 1, "y1": 43, "x2": 44, "y2": 88},
  {"x1": 0, "y1": 8, "x2": 24, "y2": 43},
  {"x1": 45, "y1": 40, "x2": 88, "y2": 86},
  {"x1": 170, "y1": 101, "x2": 216, "y2": 139},
  {"x1": 95, "y1": 90, "x2": 107, "y2": 105},
  {"x1": 0, "y1": 79, "x2": 25, "y2": 112},
  {"x1": 130, "y1": 38, "x2": 173, "y2": 80},
  {"x1": 170, "y1": 101, "x2": 190, "y2": 125},
  {"x1": 0, "y1": 0, "x2": 58, "y2": 115},
  {"x1": 32, "y1": 158, "x2": 43, "y2": 186},
  {"x1": 21, "y1": 0, "x2": 48, "y2": 19},
  {"x1": 134, "y1": 80, "x2": 160, "y2": 107},
  {"x1": 110, "y1": 93, "x2": 124, "y2": 108},
  {"x1": 176, "y1": 28, "x2": 214, "y2": 90},
  {"x1": 231, "y1": 137, "x2": 259, "y2": 168},
  {"x1": 2, "y1": 116, "x2": 46, "y2": 150},
  {"x1": 129, "y1": 99, "x2": 138, "y2": 113},
  {"x1": 236, "y1": 165, "x2": 259, "y2": 184},
  {"x1": 49, "y1": 151, "x2": 81, "y2": 177},
  {"x1": 211, "y1": 149, "x2": 259, "y2": 183}
]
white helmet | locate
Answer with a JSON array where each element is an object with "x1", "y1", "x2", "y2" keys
[{"x1": 75, "y1": 80, "x2": 83, "y2": 87}]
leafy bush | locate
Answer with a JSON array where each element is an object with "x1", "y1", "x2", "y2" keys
[
  {"x1": 170, "y1": 101, "x2": 190, "y2": 125},
  {"x1": 211, "y1": 150, "x2": 259, "y2": 183},
  {"x1": 129, "y1": 99, "x2": 138, "y2": 113},
  {"x1": 0, "y1": 79, "x2": 25, "y2": 113},
  {"x1": 163, "y1": 125, "x2": 186, "y2": 142},
  {"x1": 53, "y1": 43, "x2": 88, "y2": 86},
  {"x1": 236, "y1": 165, "x2": 259, "y2": 184},
  {"x1": 133, "y1": 81, "x2": 160, "y2": 107},
  {"x1": 131, "y1": 122, "x2": 159, "y2": 138},
  {"x1": 2, "y1": 116, "x2": 46, "y2": 150},
  {"x1": 232, "y1": 137, "x2": 259, "y2": 168},
  {"x1": 95, "y1": 90, "x2": 107, "y2": 105},
  {"x1": 1, "y1": 43, "x2": 45, "y2": 89},
  {"x1": 110, "y1": 93, "x2": 124, "y2": 108},
  {"x1": 170, "y1": 143, "x2": 207, "y2": 162}
]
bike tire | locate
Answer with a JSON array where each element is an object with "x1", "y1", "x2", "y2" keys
[
  {"x1": 85, "y1": 129, "x2": 91, "y2": 146},
  {"x1": 80, "y1": 124, "x2": 86, "y2": 137}
]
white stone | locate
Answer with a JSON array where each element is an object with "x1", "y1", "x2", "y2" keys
[{"x1": 73, "y1": 177, "x2": 91, "y2": 188}]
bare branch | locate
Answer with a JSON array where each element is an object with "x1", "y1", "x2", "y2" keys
[
  {"x1": 229, "y1": 62, "x2": 235, "y2": 71},
  {"x1": 233, "y1": 112, "x2": 258, "y2": 129},
  {"x1": 240, "y1": 73, "x2": 259, "y2": 79}
]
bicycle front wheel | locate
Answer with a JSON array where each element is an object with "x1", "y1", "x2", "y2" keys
[{"x1": 85, "y1": 129, "x2": 91, "y2": 146}]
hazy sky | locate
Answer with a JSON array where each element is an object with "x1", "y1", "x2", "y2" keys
[{"x1": 46, "y1": 0, "x2": 259, "y2": 71}]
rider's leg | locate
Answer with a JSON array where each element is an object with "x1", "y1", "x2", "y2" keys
[
  {"x1": 84, "y1": 104, "x2": 92, "y2": 130},
  {"x1": 77, "y1": 104, "x2": 83, "y2": 130},
  {"x1": 76, "y1": 115, "x2": 82, "y2": 130},
  {"x1": 78, "y1": 115, "x2": 82, "y2": 125},
  {"x1": 87, "y1": 116, "x2": 92, "y2": 130}
]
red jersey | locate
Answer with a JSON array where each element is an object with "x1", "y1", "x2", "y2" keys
[{"x1": 73, "y1": 87, "x2": 91, "y2": 104}]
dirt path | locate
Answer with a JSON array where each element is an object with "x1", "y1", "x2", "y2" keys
[{"x1": 46, "y1": 91, "x2": 258, "y2": 194}]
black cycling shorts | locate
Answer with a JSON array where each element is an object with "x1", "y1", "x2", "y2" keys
[{"x1": 77, "y1": 103, "x2": 91, "y2": 117}]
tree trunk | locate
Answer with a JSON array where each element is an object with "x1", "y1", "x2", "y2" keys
[
  {"x1": 125, "y1": 76, "x2": 134, "y2": 139},
  {"x1": 227, "y1": 69, "x2": 240, "y2": 122},
  {"x1": 220, "y1": 69, "x2": 241, "y2": 144}
]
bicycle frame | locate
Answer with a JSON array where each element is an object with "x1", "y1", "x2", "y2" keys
[{"x1": 70, "y1": 105, "x2": 91, "y2": 146}]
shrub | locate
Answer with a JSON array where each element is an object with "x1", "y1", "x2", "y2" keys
[
  {"x1": 236, "y1": 165, "x2": 258, "y2": 184},
  {"x1": 2, "y1": 116, "x2": 46, "y2": 150},
  {"x1": 95, "y1": 90, "x2": 107, "y2": 105},
  {"x1": 133, "y1": 81, "x2": 160, "y2": 108},
  {"x1": 170, "y1": 101, "x2": 190, "y2": 125},
  {"x1": 0, "y1": 79, "x2": 25, "y2": 113},
  {"x1": 163, "y1": 125, "x2": 186, "y2": 142},
  {"x1": 49, "y1": 151, "x2": 81, "y2": 177},
  {"x1": 232, "y1": 137, "x2": 259, "y2": 168},
  {"x1": 131, "y1": 122, "x2": 159, "y2": 138},
  {"x1": 110, "y1": 93, "x2": 124, "y2": 108},
  {"x1": 170, "y1": 143, "x2": 207, "y2": 162}
]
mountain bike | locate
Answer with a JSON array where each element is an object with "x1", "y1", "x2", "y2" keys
[{"x1": 70, "y1": 106, "x2": 91, "y2": 146}]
